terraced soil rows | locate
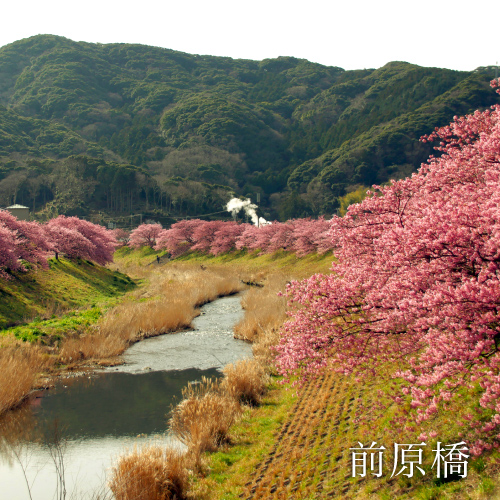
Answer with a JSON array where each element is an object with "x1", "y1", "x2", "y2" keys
[{"x1": 240, "y1": 372, "x2": 367, "y2": 499}]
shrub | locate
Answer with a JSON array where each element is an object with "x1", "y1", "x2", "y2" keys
[
  {"x1": 109, "y1": 445, "x2": 187, "y2": 500},
  {"x1": 222, "y1": 359, "x2": 268, "y2": 406},
  {"x1": 169, "y1": 377, "x2": 240, "y2": 469}
]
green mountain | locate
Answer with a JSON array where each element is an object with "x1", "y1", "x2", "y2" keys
[{"x1": 0, "y1": 34, "x2": 497, "y2": 221}]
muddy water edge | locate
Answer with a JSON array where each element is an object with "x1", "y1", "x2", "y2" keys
[{"x1": 0, "y1": 293, "x2": 251, "y2": 500}]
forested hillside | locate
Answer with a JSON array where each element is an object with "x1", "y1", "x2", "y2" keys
[{"x1": 0, "y1": 34, "x2": 498, "y2": 222}]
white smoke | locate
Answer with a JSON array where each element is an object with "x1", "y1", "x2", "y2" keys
[{"x1": 226, "y1": 197, "x2": 270, "y2": 226}]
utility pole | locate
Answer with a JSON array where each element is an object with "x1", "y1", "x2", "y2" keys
[{"x1": 256, "y1": 193, "x2": 260, "y2": 228}]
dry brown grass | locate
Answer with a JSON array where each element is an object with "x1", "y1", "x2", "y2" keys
[
  {"x1": 58, "y1": 265, "x2": 245, "y2": 365},
  {"x1": 0, "y1": 340, "x2": 50, "y2": 416},
  {"x1": 233, "y1": 273, "x2": 288, "y2": 375},
  {"x1": 233, "y1": 273, "x2": 288, "y2": 343},
  {"x1": 153, "y1": 264, "x2": 244, "y2": 305},
  {"x1": 222, "y1": 359, "x2": 269, "y2": 407},
  {"x1": 109, "y1": 445, "x2": 188, "y2": 500},
  {"x1": 251, "y1": 327, "x2": 281, "y2": 374},
  {"x1": 169, "y1": 377, "x2": 241, "y2": 471},
  {"x1": 58, "y1": 330, "x2": 128, "y2": 364}
]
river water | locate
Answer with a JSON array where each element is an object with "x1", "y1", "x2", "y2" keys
[{"x1": 0, "y1": 294, "x2": 251, "y2": 500}]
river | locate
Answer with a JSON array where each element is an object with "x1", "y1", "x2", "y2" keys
[{"x1": 0, "y1": 293, "x2": 251, "y2": 500}]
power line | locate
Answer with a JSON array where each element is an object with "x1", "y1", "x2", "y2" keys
[{"x1": 97, "y1": 209, "x2": 231, "y2": 226}]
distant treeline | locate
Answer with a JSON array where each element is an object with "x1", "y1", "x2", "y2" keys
[{"x1": 127, "y1": 218, "x2": 335, "y2": 258}]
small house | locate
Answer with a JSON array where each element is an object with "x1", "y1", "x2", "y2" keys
[{"x1": 6, "y1": 204, "x2": 30, "y2": 220}]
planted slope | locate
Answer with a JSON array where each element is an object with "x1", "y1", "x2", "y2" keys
[{"x1": 206, "y1": 372, "x2": 499, "y2": 499}]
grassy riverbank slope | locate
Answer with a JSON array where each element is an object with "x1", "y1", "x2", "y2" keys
[
  {"x1": 0, "y1": 257, "x2": 135, "y2": 330},
  {"x1": 112, "y1": 246, "x2": 334, "y2": 280},
  {"x1": 191, "y1": 374, "x2": 500, "y2": 500}
]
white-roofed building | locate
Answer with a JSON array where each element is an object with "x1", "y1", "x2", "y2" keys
[{"x1": 5, "y1": 204, "x2": 30, "y2": 220}]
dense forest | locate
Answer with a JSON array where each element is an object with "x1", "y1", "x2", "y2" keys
[{"x1": 0, "y1": 34, "x2": 498, "y2": 223}]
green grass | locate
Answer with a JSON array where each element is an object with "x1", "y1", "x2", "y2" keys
[
  {"x1": 1, "y1": 307, "x2": 103, "y2": 343},
  {"x1": 165, "y1": 249, "x2": 335, "y2": 279},
  {"x1": 190, "y1": 377, "x2": 296, "y2": 499},
  {"x1": 0, "y1": 257, "x2": 136, "y2": 330},
  {"x1": 113, "y1": 245, "x2": 166, "y2": 266}
]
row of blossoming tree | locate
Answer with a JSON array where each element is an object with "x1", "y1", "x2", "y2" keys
[
  {"x1": 275, "y1": 80, "x2": 500, "y2": 455},
  {"x1": 0, "y1": 213, "x2": 117, "y2": 279},
  {"x1": 128, "y1": 217, "x2": 336, "y2": 257}
]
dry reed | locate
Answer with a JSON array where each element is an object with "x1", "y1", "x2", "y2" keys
[
  {"x1": 222, "y1": 359, "x2": 269, "y2": 406},
  {"x1": 251, "y1": 327, "x2": 281, "y2": 373},
  {"x1": 0, "y1": 341, "x2": 48, "y2": 416},
  {"x1": 169, "y1": 377, "x2": 240, "y2": 470},
  {"x1": 109, "y1": 445, "x2": 188, "y2": 500},
  {"x1": 233, "y1": 273, "x2": 287, "y2": 343}
]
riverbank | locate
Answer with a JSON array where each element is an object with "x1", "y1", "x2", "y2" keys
[{"x1": 0, "y1": 292, "x2": 253, "y2": 500}]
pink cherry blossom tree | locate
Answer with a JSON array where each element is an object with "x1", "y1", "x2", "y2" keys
[
  {"x1": 276, "y1": 80, "x2": 500, "y2": 454},
  {"x1": 265, "y1": 221, "x2": 296, "y2": 253},
  {"x1": 235, "y1": 223, "x2": 261, "y2": 251},
  {"x1": 129, "y1": 223, "x2": 163, "y2": 249},
  {"x1": 292, "y1": 216, "x2": 334, "y2": 256},
  {"x1": 250, "y1": 223, "x2": 282, "y2": 254},
  {"x1": 111, "y1": 228, "x2": 130, "y2": 248},
  {"x1": 155, "y1": 219, "x2": 204, "y2": 257},
  {"x1": 45, "y1": 223, "x2": 96, "y2": 262},
  {"x1": 0, "y1": 210, "x2": 50, "y2": 274},
  {"x1": 190, "y1": 220, "x2": 226, "y2": 254},
  {"x1": 209, "y1": 221, "x2": 246, "y2": 255},
  {"x1": 46, "y1": 216, "x2": 117, "y2": 265},
  {"x1": 0, "y1": 222, "x2": 20, "y2": 279}
]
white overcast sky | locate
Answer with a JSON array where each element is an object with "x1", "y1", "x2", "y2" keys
[{"x1": 0, "y1": 0, "x2": 497, "y2": 72}]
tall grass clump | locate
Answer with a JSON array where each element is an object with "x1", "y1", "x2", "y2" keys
[
  {"x1": 109, "y1": 445, "x2": 187, "y2": 500},
  {"x1": 251, "y1": 327, "x2": 281, "y2": 373},
  {"x1": 0, "y1": 342, "x2": 48, "y2": 415},
  {"x1": 222, "y1": 359, "x2": 268, "y2": 406},
  {"x1": 169, "y1": 377, "x2": 240, "y2": 470}
]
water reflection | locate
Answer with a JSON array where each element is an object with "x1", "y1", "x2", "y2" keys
[{"x1": 39, "y1": 368, "x2": 221, "y2": 440}]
